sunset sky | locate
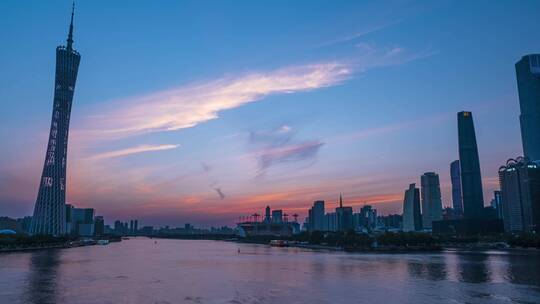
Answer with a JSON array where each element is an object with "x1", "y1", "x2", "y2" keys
[{"x1": 1, "y1": 0, "x2": 539, "y2": 227}]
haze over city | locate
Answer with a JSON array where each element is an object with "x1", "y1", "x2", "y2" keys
[{"x1": 1, "y1": 0, "x2": 539, "y2": 227}]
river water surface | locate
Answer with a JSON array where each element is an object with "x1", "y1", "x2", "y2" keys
[{"x1": 1, "y1": 237, "x2": 539, "y2": 304}]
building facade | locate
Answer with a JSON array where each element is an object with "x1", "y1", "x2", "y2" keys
[
  {"x1": 498, "y1": 157, "x2": 540, "y2": 232},
  {"x1": 490, "y1": 190, "x2": 503, "y2": 219},
  {"x1": 516, "y1": 54, "x2": 540, "y2": 161},
  {"x1": 335, "y1": 195, "x2": 353, "y2": 232},
  {"x1": 402, "y1": 183, "x2": 422, "y2": 232},
  {"x1": 30, "y1": 7, "x2": 81, "y2": 235},
  {"x1": 307, "y1": 200, "x2": 325, "y2": 232},
  {"x1": 66, "y1": 205, "x2": 94, "y2": 236},
  {"x1": 450, "y1": 160, "x2": 463, "y2": 215},
  {"x1": 457, "y1": 111, "x2": 485, "y2": 219},
  {"x1": 420, "y1": 172, "x2": 443, "y2": 229}
]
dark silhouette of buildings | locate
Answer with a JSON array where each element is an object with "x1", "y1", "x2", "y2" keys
[
  {"x1": 30, "y1": 6, "x2": 81, "y2": 235},
  {"x1": 94, "y1": 216, "x2": 105, "y2": 236},
  {"x1": 335, "y1": 194, "x2": 353, "y2": 232},
  {"x1": 499, "y1": 157, "x2": 540, "y2": 232},
  {"x1": 450, "y1": 160, "x2": 463, "y2": 216},
  {"x1": 490, "y1": 191, "x2": 503, "y2": 219},
  {"x1": 264, "y1": 206, "x2": 271, "y2": 222},
  {"x1": 271, "y1": 210, "x2": 283, "y2": 223},
  {"x1": 420, "y1": 172, "x2": 443, "y2": 229},
  {"x1": 516, "y1": 54, "x2": 540, "y2": 161},
  {"x1": 237, "y1": 206, "x2": 300, "y2": 237},
  {"x1": 402, "y1": 183, "x2": 422, "y2": 231},
  {"x1": 355, "y1": 205, "x2": 377, "y2": 231},
  {"x1": 457, "y1": 111, "x2": 484, "y2": 219},
  {"x1": 65, "y1": 205, "x2": 94, "y2": 236},
  {"x1": 307, "y1": 200, "x2": 325, "y2": 232}
]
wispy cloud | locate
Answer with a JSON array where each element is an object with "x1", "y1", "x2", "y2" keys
[
  {"x1": 316, "y1": 20, "x2": 400, "y2": 48},
  {"x1": 248, "y1": 125, "x2": 324, "y2": 176},
  {"x1": 81, "y1": 63, "x2": 352, "y2": 140},
  {"x1": 214, "y1": 187, "x2": 226, "y2": 200},
  {"x1": 256, "y1": 141, "x2": 324, "y2": 172},
  {"x1": 90, "y1": 144, "x2": 180, "y2": 160}
]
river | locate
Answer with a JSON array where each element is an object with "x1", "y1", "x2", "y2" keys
[{"x1": 0, "y1": 237, "x2": 539, "y2": 304}]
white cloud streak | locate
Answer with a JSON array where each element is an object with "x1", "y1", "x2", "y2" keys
[
  {"x1": 83, "y1": 63, "x2": 352, "y2": 140},
  {"x1": 90, "y1": 144, "x2": 181, "y2": 160}
]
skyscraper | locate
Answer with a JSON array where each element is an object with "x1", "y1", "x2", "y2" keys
[
  {"x1": 498, "y1": 157, "x2": 540, "y2": 232},
  {"x1": 420, "y1": 172, "x2": 443, "y2": 229},
  {"x1": 516, "y1": 54, "x2": 540, "y2": 161},
  {"x1": 490, "y1": 190, "x2": 503, "y2": 219},
  {"x1": 335, "y1": 194, "x2": 353, "y2": 232},
  {"x1": 450, "y1": 160, "x2": 463, "y2": 215},
  {"x1": 308, "y1": 200, "x2": 325, "y2": 231},
  {"x1": 30, "y1": 6, "x2": 81, "y2": 235},
  {"x1": 272, "y1": 210, "x2": 283, "y2": 223},
  {"x1": 264, "y1": 206, "x2": 271, "y2": 223},
  {"x1": 457, "y1": 111, "x2": 484, "y2": 219},
  {"x1": 402, "y1": 183, "x2": 422, "y2": 232}
]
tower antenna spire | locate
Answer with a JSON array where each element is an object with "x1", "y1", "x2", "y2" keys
[{"x1": 67, "y1": 2, "x2": 75, "y2": 50}]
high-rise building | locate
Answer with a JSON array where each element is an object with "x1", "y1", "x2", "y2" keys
[
  {"x1": 490, "y1": 191, "x2": 503, "y2": 219},
  {"x1": 335, "y1": 194, "x2": 353, "y2": 232},
  {"x1": 308, "y1": 200, "x2": 325, "y2": 231},
  {"x1": 94, "y1": 216, "x2": 104, "y2": 236},
  {"x1": 323, "y1": 213, "x2": 337, "y2": 232},
  {"x1": 65, "y1": 205, "x2": 94, "y2": 236},
  {"x1": 114, "y1": 220, "x2": 124, "y2": 235},
  {"x1": 450, "y1": 160, "x2": 463, "y2": 215},
  {"x1": 402, "y1": 183, "x2": 422, "y2": 232},
  {"x1": 516, "y1": 54, "x2": 540, "y2": 161},
  {"x1": 30, "y1": 6, "x2": 81, "y2": 235},
  {"x1": 358, "y1": 205, "x2": 377, "y2": 230},
  {"x1": 498, "y1": 157, "x2": 540, "y2": 232},
  {"x1": 457, "y1": 111, "x2": 484, "y2": 219},
  {"x1": 264, "y1": 206, "x2": 271, "y2": 223},
  {"x1": 272, "y1": 210, "x2": 283, "y2": 223},
  {"x1": 420, "y1": 172, "x2": 443, "y2": 229}
]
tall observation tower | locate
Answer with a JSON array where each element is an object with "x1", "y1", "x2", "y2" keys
[{"x1": 30, "y1": 4, "x2": 81, "y2": 235}]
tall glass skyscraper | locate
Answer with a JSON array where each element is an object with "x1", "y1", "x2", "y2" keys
[
  {"x1": 516, "y1": 54, "x2": 540, "y2": 161},
  {"x1": 308, "y1": 200, "x2": 325, "y2": 231},
  {"x1": 420, "y1": 172, "x2": 443, "y2": 229},
  {"x1": 402, "y1": 183, "x2": 422, "y2": 232},
  {"x1": 450, "y1": 160, "x2": 463, "y2": 215},
  {"x1": 457, "y1": 111, "x2": 484, "y2": 219},
  {"x1": 30, "y1": 6, "x2": 81, "y2": 235}
]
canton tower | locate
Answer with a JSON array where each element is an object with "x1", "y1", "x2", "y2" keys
[{"x1": 30, "y1": 5, "x2": 81, "y2": 235}]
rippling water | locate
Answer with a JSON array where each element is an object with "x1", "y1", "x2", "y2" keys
[{"x1": 1, "y1": 238, "x2": 539, "y2": 304}]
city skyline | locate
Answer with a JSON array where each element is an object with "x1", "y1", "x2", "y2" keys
[{"x1": 1, "y1": 1, "x2": 539, "y2": 227}]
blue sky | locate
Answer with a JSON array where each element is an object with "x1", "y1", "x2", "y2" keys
[{"x1": 0, "y1": 0, "x2": 538, "y2": 226}]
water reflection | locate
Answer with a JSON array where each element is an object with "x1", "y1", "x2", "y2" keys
[
  {"x1": 25, "y1": 249, "x2": 61, "y2": 304},
  {"x1": 406, "y1": 256, "x2": 447, "y2": 281},
  {"x1": 456, "y1": 252, "x2": 491, "y2": 283},
  {"x1": 0, "y1": 240, "x2": 539, "y2": 304},
  {"x1": 506, "y1": 251, "x2": 540, "y2": 287}
]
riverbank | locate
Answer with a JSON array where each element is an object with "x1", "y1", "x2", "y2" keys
[{"x1": 0, "y1": 235, "x2": 122, "y2": 254}]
